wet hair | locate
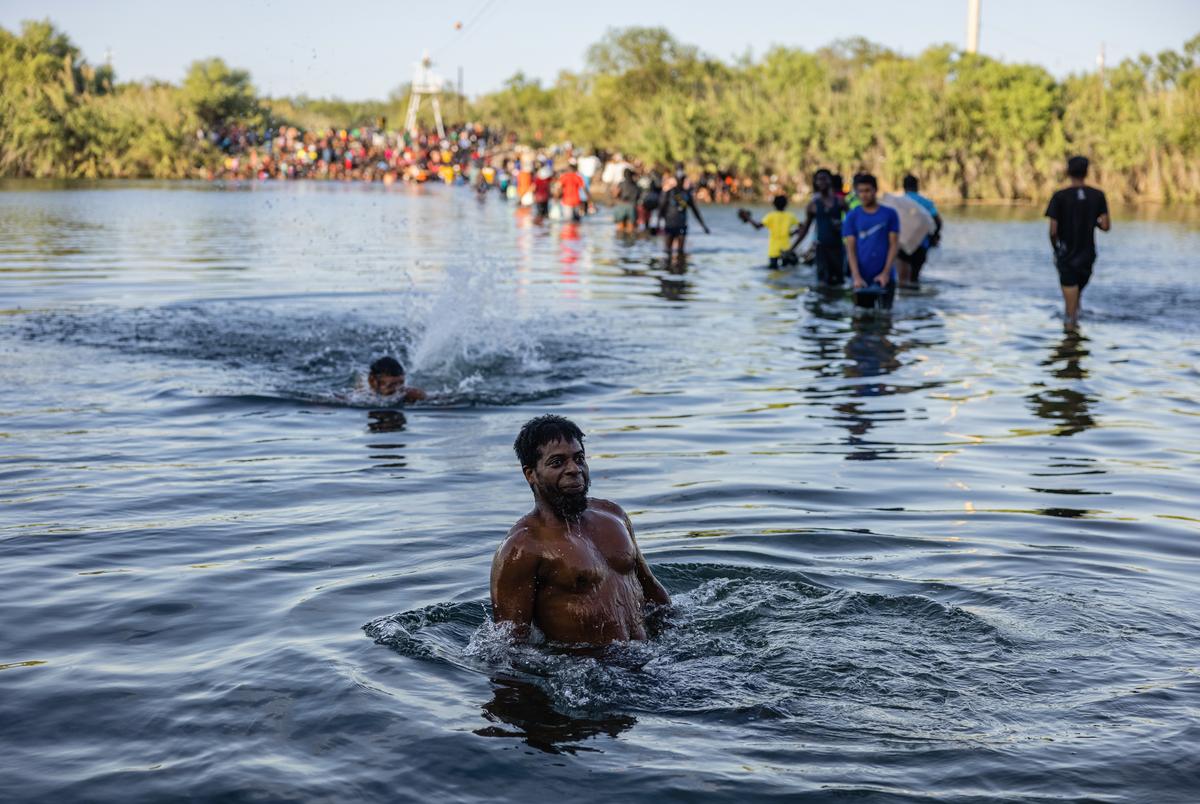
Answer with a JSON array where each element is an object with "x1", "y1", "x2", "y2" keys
[
  {"x1": 772, "y1": 195, "x2": 788, "y2": 210},
  {"x1": 830, "y1": 173, "x2": 844, "y2": 190},
  {"x1": 853, "y1": 173, "x2": 878, "y2": 190},
  {"x1": 903, "y1": 174, "x2": 919, "y2": 191},
  {"x1": 1067, "y1": 155, "x2": 1089, "y2": 179},
  {"x1": 623, "y1": 167, "x2": 634, "y2": 179},
  {"x1": 514, "y1": 415, "x2": 585, "y2": 470},
  {"x1": 369, "y1": 356, "x2": 404, "y2": 377}
]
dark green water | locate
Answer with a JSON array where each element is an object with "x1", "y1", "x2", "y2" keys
[{"x1": 1, "y1": 182, "x2": 1198, "y2": 802}]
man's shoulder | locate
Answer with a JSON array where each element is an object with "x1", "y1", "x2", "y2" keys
[
  {"x1": 588, "y1": 497, "x2": 629, "y2": 520},
  {"x1": 499, "y1": 514, "x2": 550, "y2": 555}
]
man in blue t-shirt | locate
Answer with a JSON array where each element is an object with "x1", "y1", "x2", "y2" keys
[{"x1": 842, "y1": 173, "x2": 900, "y2": 310}]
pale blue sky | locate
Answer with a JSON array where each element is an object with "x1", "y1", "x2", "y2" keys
[{"x1": 3, "y1": 0, "x2": 1197, "y2": 99}]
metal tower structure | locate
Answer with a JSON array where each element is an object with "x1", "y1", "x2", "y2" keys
[{"x1": 404, "y1": 51, "x2": 446, "y2": 141}]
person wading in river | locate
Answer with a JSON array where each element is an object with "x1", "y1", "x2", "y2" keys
[
  {"x1": 1045, "y1": 155, "x2": 1110, "y2": 327},
  {"x1": 490, "y1": 415, "x2": 671, "y2": 643},
  {"x1": 843, "y1": 173, "x2": 900, "y2": 310}
]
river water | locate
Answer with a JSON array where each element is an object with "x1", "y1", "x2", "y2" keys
[{"x1": 2, "y1": 182, "x2": 1198, "y2": 802}]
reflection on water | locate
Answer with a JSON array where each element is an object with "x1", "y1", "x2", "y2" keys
[
  {"x1": 367, "y1": 409, "x2": 407, "y2": 433},
  {"x1": 476, "y1": 679, "x2": 637, "y2": 755},
  {"x1": 1028, "y1": 329, "x2": 1096, "y2": 436}
]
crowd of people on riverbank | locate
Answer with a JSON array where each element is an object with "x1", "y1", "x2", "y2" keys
[
  {"x1": 202, "y1": 121, "x2": 1108, "y2": 325},
  {"x1": 203, "y1": 121, "x2": 756, "y2": 203}
]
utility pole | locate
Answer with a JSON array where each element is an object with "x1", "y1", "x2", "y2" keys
[{"x1": 966, "y1": 0, "x2": 981, "y2": 54}]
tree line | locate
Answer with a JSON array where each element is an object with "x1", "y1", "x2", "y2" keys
[{"x1": 2, "y1": 21, "x2": 1198, "y2": 202}]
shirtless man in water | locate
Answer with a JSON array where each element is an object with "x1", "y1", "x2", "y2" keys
[{"x1": 490, "y1": 415, "x2": 670, "y2": 643}]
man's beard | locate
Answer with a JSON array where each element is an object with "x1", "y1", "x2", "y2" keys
[{"x1": 543, "y1": 477, "x2": 590, "y2": 521}]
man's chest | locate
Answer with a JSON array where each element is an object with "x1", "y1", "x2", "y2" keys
[{"x1": 539, "y1": 523, "x2": 638, "y2": 592}]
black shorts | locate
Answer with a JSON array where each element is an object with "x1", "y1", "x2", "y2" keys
[
  {"x1": 815, "y1": 241, "x2": 845, "y2": 285},
  {"x1": 1056, "y1": 255, "x2": 1094, "y2": 289},
  {"x1": 900, "y1": 245, "x2": 928, "y2": 281},
  {"x1": 535, "y1": 200, "x2": 550, "y2": 216},
  {"x1": 853, "y1": 283, "x2": 895, "y2": 310},
  {"x1": 664, "y1": 225, "x2": 687, "y2": 239}
]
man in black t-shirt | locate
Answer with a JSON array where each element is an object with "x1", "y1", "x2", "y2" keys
[
  {"x1": 658, "y1": 164, "x2": 710, "y2": 264},
  {"x1": 1045, "y1": 156, "x2": 1111, "y2": 326}
]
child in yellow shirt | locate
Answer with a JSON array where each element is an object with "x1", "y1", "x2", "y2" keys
[{"x1": 739, "y1": 196, "x2": 800, "y2": 268}]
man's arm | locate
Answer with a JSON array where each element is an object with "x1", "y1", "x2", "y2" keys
[
  {"x1": 931, "y1": 213, "x2": 943, "y2": 246},
  {"x1": 845, "y1": 235, "x2": 863, "y2": 288},
  {"x1": 1048, "y1": 217, "x2": 1059, "y2": 250},
  {"x1": 622, "y1": 512, "x2": 670, "y2": 606},
  {"x1": 791, "y1": 201, "x2": 816, "y2": 250},
  {"x1": 688, "y1": 195, "x2": 710, "y2": 233},
  {"x1": 1097, "y1": 193, "x2": 1111, "y2": 232},
  {"x1": 737, "y1": 209, "x2": 764, "y2": 229},
  {"x1": 880, "y1": 230, "x2": 899, "y2": 286},
  {"x1": 489, "y1": 530, "x2": 540, "y2": 640}
]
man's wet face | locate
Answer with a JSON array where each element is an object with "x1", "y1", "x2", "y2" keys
[
  {"x1": 815, "y1": 173, "x2": 831, "y2": 193},
  {"x1": 369, "y1": 372, "x2": 405, "y2": 396},
  {"x1": 856, "y1": 184, "x2": 877, "y2": 207},
  {"x1": 527, "y1": 438, "x2": 590, "y2": 519}
]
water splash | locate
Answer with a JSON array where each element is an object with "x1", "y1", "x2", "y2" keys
[
  {"x1": 408, "y1": 258, "x2": 547, "y2": 380},
  {"x1": 364, "y1": 563, "x2": 1025, "y2": 733}
]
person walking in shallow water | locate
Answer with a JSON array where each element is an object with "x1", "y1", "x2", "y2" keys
[
  {"x1": 659, "y1": 164, "x2": 710, "y2": 264},
  {"x1": 1045, "y1": 156, "x2": 1110, "y2": 327}
]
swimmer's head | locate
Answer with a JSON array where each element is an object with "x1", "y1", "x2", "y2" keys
[
  {"x1": 514, "y1": 415, "x2": 589, "y2": 520},
  {"x1": 813, "y1": 169, "x2": 832, "y2": 192},
  {"x1": 772, "y1": 195, "x2": 788, "y2": 211},
  {"x1": 853, "y1": 173, "x2": 878, "y2": 207},
  {"x1": 368, "y1": 356, "x2": 406, "y2": 396},
  {"x1": 1067, "y1": 155, "x2": 1089, "y2": 179},
  {"x1": 624, "y1": 168, "x2": 634, "y2": 180},
  {"x1": 903, "y1": 174, "x2": 919, "y2": 192}
]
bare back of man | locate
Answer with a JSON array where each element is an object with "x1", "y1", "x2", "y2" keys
[{"x1": 491, "y1": 416, "x2": 670, "y2": 644}]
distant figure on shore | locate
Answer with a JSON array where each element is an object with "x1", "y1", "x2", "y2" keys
[
  {"x1": 899, "y1": 174, "x2": 942, "y2": 285},
  {"x1": 532, "y1": 165, "x2": 553, "y2": 220},
  {"x1": 793, "y1": 169, "x2": 848, "y2": 285},
  {"x1": 491, "y1": 415, "x2": 670, "y2": 644},
  {"x1": 1046, "y1": 156, "x2": 1110, "y2": 326},
  {"x1": 558, "y1": 161, "x2": 586, "y2": 221},
  {"x1": 638, "y1": 169, "x2": 662, "y2": 234},
  {"x1": 577, "y1": 150, "x2": 602, "y2": 213},
  {"x1": 659, "y1": 164, "x2": 710, "y2": 264},
  {"x1": 613, "y1": 168, "x2": 640, "y2": 234},
  {"x1": 843, "y1": 173, "x2": 900, "y2": 311},
  {"x1": 367, "y1": 357, "x2": 427, "y2": 403},
  {"x1": 739, "y1": 195, "x2": 799, "y2": 269}
]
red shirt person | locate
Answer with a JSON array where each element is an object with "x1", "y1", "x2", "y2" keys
[{"x1": 558, "y1": 163, "x2": 586, "y2": 220}]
